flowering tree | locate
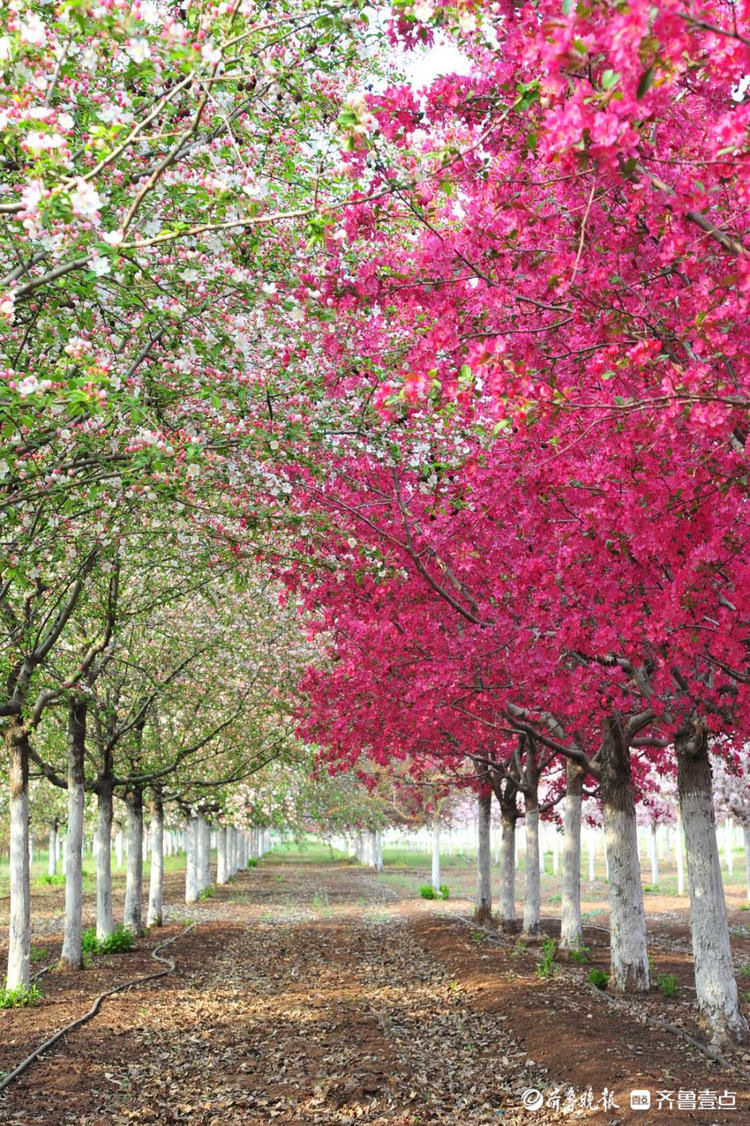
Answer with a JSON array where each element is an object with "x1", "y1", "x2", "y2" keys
[{"x1": 264, "y1": 0, "x2": 750, "y2": 1042}]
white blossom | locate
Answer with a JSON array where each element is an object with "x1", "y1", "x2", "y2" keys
[
  {"x1": 71, "y1": 177, "x2": 102, "y2": 219},
  {"x1": 21, "y1": 180, "x2": 44, "y2": 213},
  {"x1": 17, "y1": 375, "x2": 51, "y2": 397},
  {"x1": 201, "y1": 42, "x2": 222, "y2": 66},
  {"x1": 24, "y1": 131, "x2": 65, "y2": 152},
  {"x1": 126, "y1": 38, "x2": 151, "y2": 64},
  {"x1": 0, "y1": 291, "x2": 15, "y2": 322},
  {"x1": 413, "y1": 0, "x2": 434, "y2": 21},
  {"x1": 19, "y1": 13, "x2": 46, "y2": 46},
  {"x1": 89, "y1": 254, "x2": 111, "y2": 277}
]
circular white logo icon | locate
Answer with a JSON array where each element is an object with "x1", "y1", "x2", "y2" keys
[{"x1": 521, "y1": 1088, "x2": 545, "y2": 1111}]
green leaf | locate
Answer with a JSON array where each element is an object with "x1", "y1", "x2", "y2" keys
[
  {"x1": 601, "y1": 69, "x2": 620, "y2": 91},
  {"x1": 636, "y1": 65, "x2": 656, "y2": 98}
]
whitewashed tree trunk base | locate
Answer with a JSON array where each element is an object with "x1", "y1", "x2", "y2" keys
[
  {"x1": 523, "y1": 807, "x2": 541, "y2": 936},
  {"x1": 185, "y1": 818, "x2": 199, "y2": 903},
  {"x1": 678, "y1": 732, "x2": 747, "y2": 1044},
  {"x1": 123, "y1": 791, "x2": 144, "y2": 936},
  {"x1": 560, "y1": 766, "x2": 583, "y2": 950},
  {"x1": 604, "y1": 805, "x2": 650, "y2": 993},
  {"x1": 431, "y1": 826, "x2": 441, "y2": 892},
  {"x1": 499, "y1": 815, "x2": 516, "y2": 932},
  {"x1": 474, "y1": 791, "x2": 492, "y2": 924},
  {"x1": 96, "y1": 787, "x2": 114, "y2": 941}
]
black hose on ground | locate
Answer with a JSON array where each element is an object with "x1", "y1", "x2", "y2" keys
[{"x1": 0, "y1": 923, "x2": 197, "y2": 1093}]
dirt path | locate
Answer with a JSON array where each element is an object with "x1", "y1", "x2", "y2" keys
[{"x1": 0, "y1": 860, "x2": 747, "y2": 1125}]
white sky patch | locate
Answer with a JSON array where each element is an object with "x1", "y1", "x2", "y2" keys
[{"x1": 403, "y1": 38, "x2": 472, "y2": 89}]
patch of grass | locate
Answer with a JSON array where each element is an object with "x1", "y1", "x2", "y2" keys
[
  {"x1": 568, "y1": 945, "x2": 590, "y2": 964},
  {"x1": 547, "y1": 893, "x2": 562, "y2": 904},
  {"x1": 419, "y1": 883, "x2": 450, "y2": 900},
  {"x1": 470, "y1": 929, "x2": 486, "y2": 945},
  {"x1": 0, "y1": 983, "x2": 43, "y2": 1008},
  {"x1": 375, "y1": 872, "x2": 412, "y2": 890},
  {"x1": 36, "y1": 873, "x2": 65, "y2": 887},
  {"x1": 737, "y1": 964, "x2": 750, "y2": 978},
  {"x1": 589, "y1": 968, "x2": 610, "y2": 990},
  {"x1": 656, "y1": 973, "x2": 678, "y2": 997},
  {"x1": 740, "y1": 904, "x2": 749, "y2": 912},
  {"x1": 30, "y1": 946, "x2": 48, "y2": 963},
  {"x1": 511, "y1": 939, "x2": 528, "y2": 959},
  {"x1": 312, "y1": 891, "x2": 330, "y2": 909},
  {"x1": 266, "y1": 837, "x2": 348, "y2": 864},
  {"x1": 82, "y1": 924, "x2": 135, "y2": 956},
  {"x1": 536, "y1": 936, "x2": 557, "y2": 979},
  {"x1": 382, "y1": 847, "x2": 474, "y2": 869},
  {"x1": 246, "y1": 858, "x2": 258, "y2": 868},
  {"x1": 199, "y1": 886, "x2": 215, "y2": 900}
]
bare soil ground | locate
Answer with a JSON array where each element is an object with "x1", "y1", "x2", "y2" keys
[{"x1": 0, "y1": 855, "x2": 748, "y2": 1125}]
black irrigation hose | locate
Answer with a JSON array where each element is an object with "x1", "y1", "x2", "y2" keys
[
  {"x1": 583, "y1": 980, "x2": 750, "y2": 1078},
  {"x1": 0, "y1": 923, "x2": 197, "y2": 1093}
]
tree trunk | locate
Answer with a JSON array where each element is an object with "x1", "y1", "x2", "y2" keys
[
  {"x1": 523, "y1": 806, "x2": 541, "y2": 935},
  {"x1": 6, "y1": 719, "x2": 31, "y2": 990},
  {"x1": 185, "y1": 817, "x2": 199, "y2": 902},
  {"x1": 522, "y1": 740, "x2": 541, "y2": 936},
  {"x1": 48, "y1": 820, "x2": 58, "y2": 877},
  {"x1": 675, "y1": 813, "x2": 685, "y2": 894},
  {"x1": 147, "y1": 791, "x2": 164, "y2": 927},
  {"x1": 724, "y1": 819, "x2": 734, "y2": 876},
  {"x1": 96, "y1": 783, "x2": 114, "y2": 941},
  {"x1": 649, "y1": 823, "x2": 659, "y2": 886},
  {"x1": 123, "y1": 788, "x2": 144, "y2": 935},
  {"x1": 375, "y1": 829, "x2": 383, "y2": 871},
  {"x1": 677, "y1": 720, "x2": 747, "y2": 1043},
  {"x1": 431, "y1": 824, "x2": 441, "y2": 892},
  {"x1": 61, "y1": 698, "x2": 87, "y2": 970},
  {"x1": 474, "y1": 788, "x2": 492, "y2": 924},
  {"x1": 588, "y1": 829, "x2": 596, "y2": 882},
  {"x1": 499, "y1": 805, "x2": 517, "y2": 932},
  {"x1": 197, "y1": 816, "x2": 211, "y2": 892},
  {"x1": 363, "y1": 828, "x2": 374, "y2": 868},
  {"x1": 600, "y1": 721, "x2": 650, "y2": 993},
  {"x1": 744, "y1": 825, "x2": 750, "y2": 902},
  {"x1": 217, "y1": 827, "x2": 228, "y2": 884},
  {"x1": 560, "y1": 760, "x2": 584, "y2": 949}
]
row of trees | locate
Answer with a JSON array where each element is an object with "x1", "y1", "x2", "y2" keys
[
  {"x1": 2, "y1": 0, "x2": 749, "y2": 1052},
  {"x1": 266, "y1": 0, "x2": 750, "y2": 1047}
]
